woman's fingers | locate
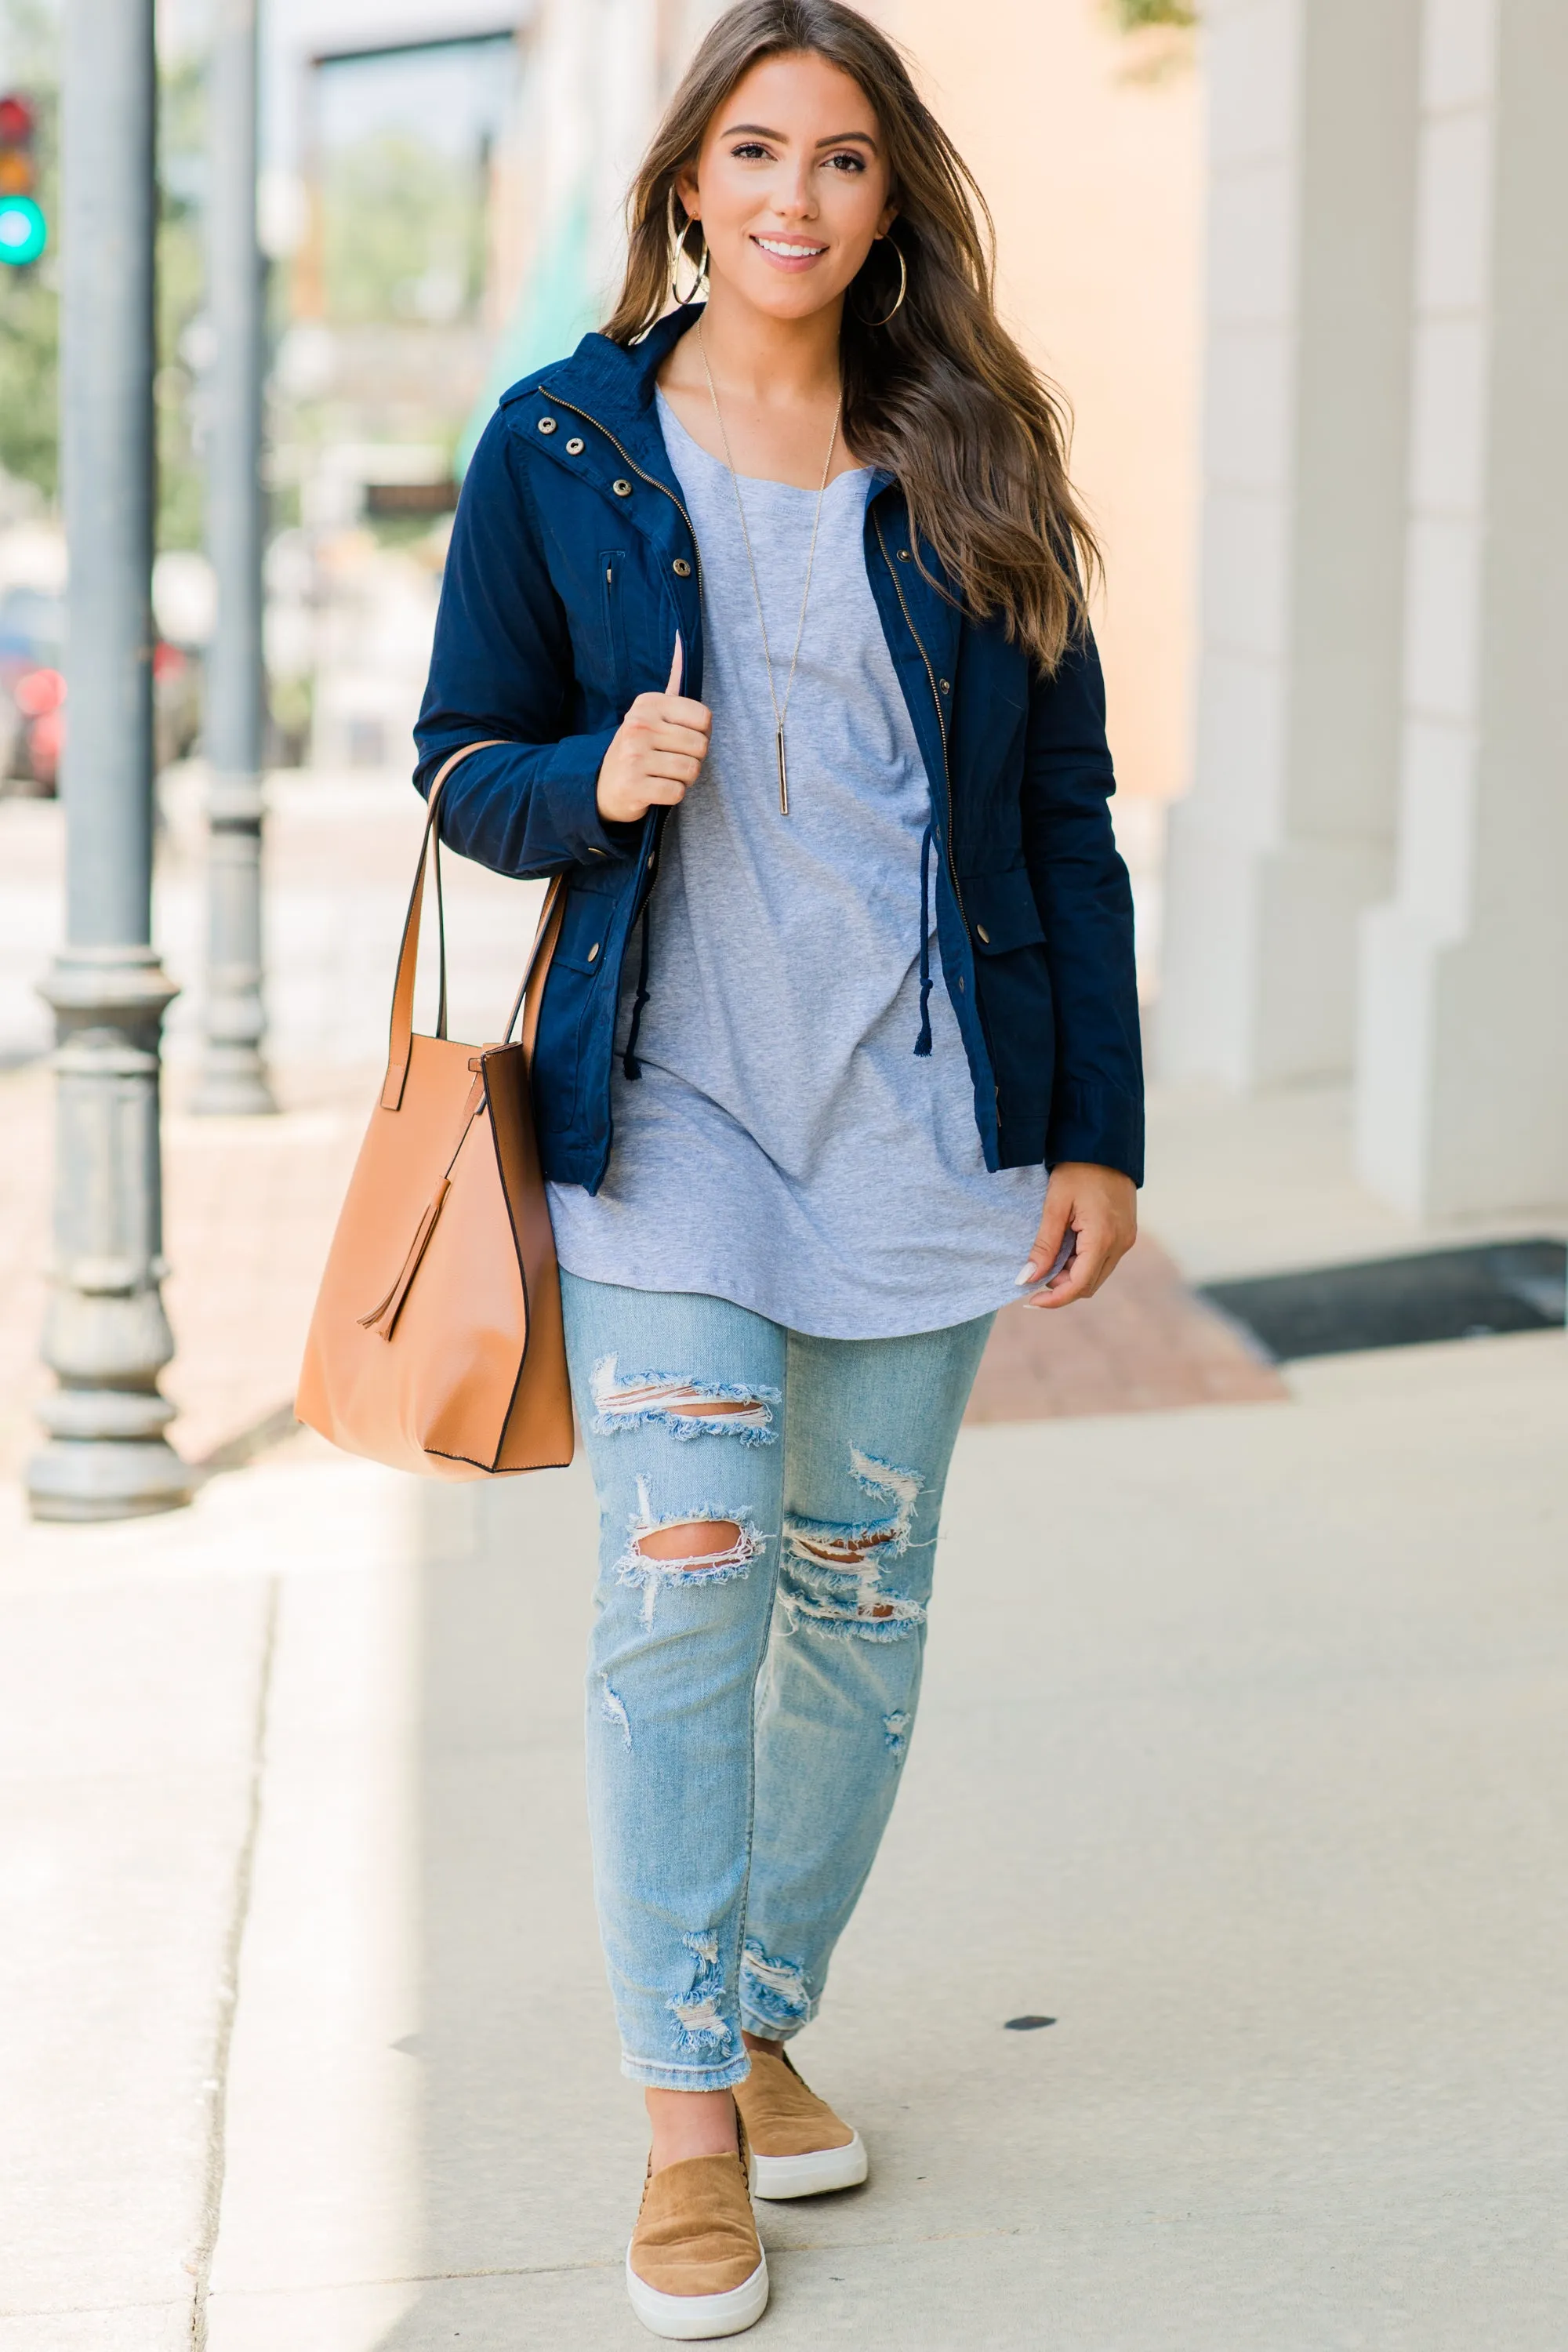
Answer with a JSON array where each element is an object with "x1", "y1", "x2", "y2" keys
[
  {"x1": 626, "y1": 698, "x2": 710, "y2": 750},
  {"x1": 652, "y1": 699, "x2": 712, "y2": 746},
  {"x1": 594, "y1": 645, "x2": 713, "y2": 823},
  {"x1": 645, "y1": 719, "x2": 710, "y2": 759},
  {"x1": 1025, "y1": 1229, "x2": 1106, "y2": 1309},
  {"x1": 1018, "y1": 1163, "x2": 1138, "y2": 1311},
  {"x1": 1014, "y1": 1203, "x2": 1069, "y2": 1291}
]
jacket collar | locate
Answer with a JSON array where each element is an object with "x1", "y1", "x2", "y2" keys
[
  {"x1": 537, "y1": 304, "x2": 901, "y2": 502},
  {"x1": 543, "y1": 305, "x2": 695, "y2": 417},
  {"x1": 535, "y1": 308, "x2": 695, "y2": 500}
]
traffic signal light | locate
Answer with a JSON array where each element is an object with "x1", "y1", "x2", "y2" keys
[{"x1": 0, "y1": 93, "x2": 46, "y2": 269}]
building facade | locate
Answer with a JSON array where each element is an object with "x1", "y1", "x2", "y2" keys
[{"x1": 1162, "y1": 0, "x2": 1568, "y2": 1221}]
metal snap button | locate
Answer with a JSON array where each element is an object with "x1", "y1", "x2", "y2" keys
[
  {"x1": 537, "y1": 416, "x2": 557, "y2": 434},
  {"x1": 612, "y1": 478, "x2": 633, "y2": 497},
  {"x1": 672, "y1": 557, "x2": 691, "y2": 577},
  {"x1": 976, "y1": 924, "x2": 991, "y2": 944},
  {"x1": 647, "y1": 854, "x2": 656, "y2": 871},
  {"x1": 565, "y1": 436, "x2": 584, "y2": 454},
  {"x1": 587, "y1": 941, "x2": 601, "y2": 962},
  {"x1": 897, "y1": 547, "x2": 911, "y2": 561},
  {"x1": 938, "y1": 678, "x2": 951, "y2": 695}
]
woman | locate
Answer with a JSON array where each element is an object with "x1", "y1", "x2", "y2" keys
[{"x1": 416, "y1": 1, "x2": 1142, "y2": 2334}]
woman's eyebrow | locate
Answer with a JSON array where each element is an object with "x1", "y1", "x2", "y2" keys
[{"x1": 718, "y1": 121, "x2": 879, "y2": 151}]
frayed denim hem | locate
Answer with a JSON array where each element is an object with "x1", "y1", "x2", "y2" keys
[
  {"x1": 619, "y1": 2050, "x2": 754, "y2": 2092},
  {"x1": 738, "y1": 2007, "x2": 812, "y2": 2045}
]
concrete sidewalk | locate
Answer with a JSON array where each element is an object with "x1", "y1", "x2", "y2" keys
[{"x1": 3, "y1": 1328, "x2": 1565, "y2": 2350}]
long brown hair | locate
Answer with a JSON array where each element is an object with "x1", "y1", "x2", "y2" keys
[{"x1": 604, "y1": 0, "x2": 1099, "y2": 673}]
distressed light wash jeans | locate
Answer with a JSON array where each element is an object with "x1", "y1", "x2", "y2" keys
[{"x1": 561, "y1": 1270, "x2": 993, "y2": 2092}]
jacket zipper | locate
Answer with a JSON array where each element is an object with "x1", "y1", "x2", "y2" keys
[
  {"x1": 539, "y1": 386, "x2": 705, "y2": 603},
  {"x1": 873, "y1": 505, "x2": 967, "y2": 935},
  {"x1": 540, "y1": 385, "x2": 704, "y2": 943}
]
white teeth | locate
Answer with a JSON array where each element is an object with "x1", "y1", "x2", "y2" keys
[{"x1": 755, "y1": 236, "x2": 825, "y2": 258}]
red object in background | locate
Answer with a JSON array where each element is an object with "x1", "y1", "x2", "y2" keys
[
  {"x1": 0, "y1": 93, "x2": 34, "y2": 144},
  {"x1": 13, "y1": 664, "x2": 64, "y2": 717},
  {"x1": 29, "y1": 708, "x2": 64, "y2": 772},
  {"x1": 152, "y1": 641, "x2": 185, "y2": 683},
  {"x1": 12, "y1": 666, "x2": 66, "y2": 787}
]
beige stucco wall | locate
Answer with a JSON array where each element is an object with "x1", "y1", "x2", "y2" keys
[{"x1": 887, "y1": 0, "x2": 1201, "y2": 805}]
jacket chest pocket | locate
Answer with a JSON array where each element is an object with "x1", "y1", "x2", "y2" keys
[{"x1": 599, "y1": 550, "x2": 630, "y2": 702}]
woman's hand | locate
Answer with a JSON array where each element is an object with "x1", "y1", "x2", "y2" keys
[
  {"x1": 596, "y1": 637, "x2": 712, "y2": 826},
  {"x1": 1016, "y1": 1162, "x2": 1137, "y2": 1310}
]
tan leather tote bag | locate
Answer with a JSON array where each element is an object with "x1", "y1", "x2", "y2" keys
[{"x1": 296, "y1": 743, "x2": 575, "y2": 1479}]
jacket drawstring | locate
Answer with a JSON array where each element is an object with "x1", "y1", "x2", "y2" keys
[
  {"x1": 914, "y1": 822, "x2": 934, "y2": 1057},
  {"x1": 622, "y1": 898, "x2": 653, "y2": 1080}
]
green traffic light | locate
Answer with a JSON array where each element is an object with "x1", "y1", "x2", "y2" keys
[{"x1": 0, "y1": 193, "x2": 45, "y2": 265}]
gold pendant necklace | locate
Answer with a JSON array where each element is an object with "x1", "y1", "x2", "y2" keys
[{"x1": 698, "y1": 321, "x2": 842, "y2": 816}]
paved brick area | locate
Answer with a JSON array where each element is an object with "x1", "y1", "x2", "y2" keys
[{"x1": 0, "y1": 776, "x2": 1277, "y2": 1485}]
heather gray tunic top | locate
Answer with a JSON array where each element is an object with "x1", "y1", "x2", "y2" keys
[{"x1": 546, "y1": 391, "x2": 1047, "y2": 1338}]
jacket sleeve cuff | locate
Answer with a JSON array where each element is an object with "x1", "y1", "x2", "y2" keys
[
  {"x1": 537, "y1": 728, "x2": 635, "y2": 866},
  {"x1": 1045, "y1": 1080, "x2": 1145, "y2": 1187}
]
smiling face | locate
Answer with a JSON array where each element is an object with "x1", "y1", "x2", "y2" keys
[{"x1": 677, "y1": 50, "x2": 896, "y2": 323}]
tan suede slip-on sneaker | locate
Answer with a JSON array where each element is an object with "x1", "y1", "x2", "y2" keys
[
  {"x1": 625, "y1": 2119, "x2": 768, "y2": 2341},
  {"x1": 734, "y1": 2041, "x2": 869, "y2": 2201}
]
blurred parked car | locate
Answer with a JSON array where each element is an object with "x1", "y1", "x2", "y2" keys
[
  {"x1": 0, "y1": 583, "x2": 65, "y2": 794},
  {"x1": 0, "y1": 582, "x2": 203, "y2": 793}
]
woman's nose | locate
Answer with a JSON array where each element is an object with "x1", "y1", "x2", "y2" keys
[{"x1": 767, "y1": 165, "x2": 816, "y2": 220}]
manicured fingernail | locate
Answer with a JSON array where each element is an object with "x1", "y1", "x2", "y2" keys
[{"x1": 1014, "y1": 1262, "x2": 1037, "y2": 1287}]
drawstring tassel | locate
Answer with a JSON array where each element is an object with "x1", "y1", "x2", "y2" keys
[
  {"x1": 622, "y1": 899, "x2": 654, "y2": 1080},
  {"x1": 913, "y1": 822, "x2": 934, "y2": 1057}
]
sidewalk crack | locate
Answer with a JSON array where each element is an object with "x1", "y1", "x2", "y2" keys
[{"x1": 185, "y1": 1576, "x2": 280, "y2": 2351}]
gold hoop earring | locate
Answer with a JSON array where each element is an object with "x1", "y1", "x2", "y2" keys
[
  {"x1": 666, "y1": 185, "x2": 709, "y2": 307},
  {"x1": 862, "y1": 236, "x2": 907, "y2": 328}
]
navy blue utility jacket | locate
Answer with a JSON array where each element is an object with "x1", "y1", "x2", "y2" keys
[{"x1": 414, "y1": 307, "x2": 1144, "y2": 1194}]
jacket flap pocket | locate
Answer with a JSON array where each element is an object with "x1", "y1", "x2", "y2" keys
[
  {"x1": 964, "y1": 866, "x2": 1046, "y2": 954},
  {"x1": 553, "y1": 887, "x2": 615, "y2": 975}
]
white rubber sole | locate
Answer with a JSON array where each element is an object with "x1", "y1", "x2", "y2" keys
[
  {"x1": 750, "y1": 2130, "x2": 869, "y2": 2201},
  {"x1": 625, "y1": 2249, "x2": 769, "y2": 2340}
]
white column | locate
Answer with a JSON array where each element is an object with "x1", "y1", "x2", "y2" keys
[
  {"x1": 1356, "y1": 0, "x2": 1568, "y2": 1217},
  {"x1": 1160, "y1": 0, "x2": 1422, "y2": 1086}
]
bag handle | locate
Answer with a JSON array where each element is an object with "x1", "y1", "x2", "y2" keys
[
  {"x1": 382, "y1": 743, "x2": 500, "y2": 1109},
  {"x1": 504, "y1": 872, "x2": 565, "y2": 1051},
  {"x1": 381, "y1": 743, "x2": 571, "y2": 1112}
]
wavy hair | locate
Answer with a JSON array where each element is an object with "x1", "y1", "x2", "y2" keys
[{"x1": 604, "y1": 0, "x2": 1099, "y2": 673}]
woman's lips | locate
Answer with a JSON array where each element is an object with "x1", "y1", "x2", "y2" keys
[{"x1": 750, "y1": 234, "x2": 828, "y2": 270}]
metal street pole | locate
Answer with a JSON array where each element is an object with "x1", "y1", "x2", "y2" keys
[
  {"x1": 192, "y1": 0, "x2": 275, "y2": 1116},
  {"x1": 28, "y1": 0, "x2": 191, "y2": 1518}
]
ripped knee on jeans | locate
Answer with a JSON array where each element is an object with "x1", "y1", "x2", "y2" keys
[
  {"x1": 615, "y1": 1475, "x2": 766, "y2": 1627},
  {"x1": 634, "y1": 1516, "x2": 746, "y2": 1566},
  {"x1": 780, "y1": 1447, "x2": 928, "y2": 1641}
]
